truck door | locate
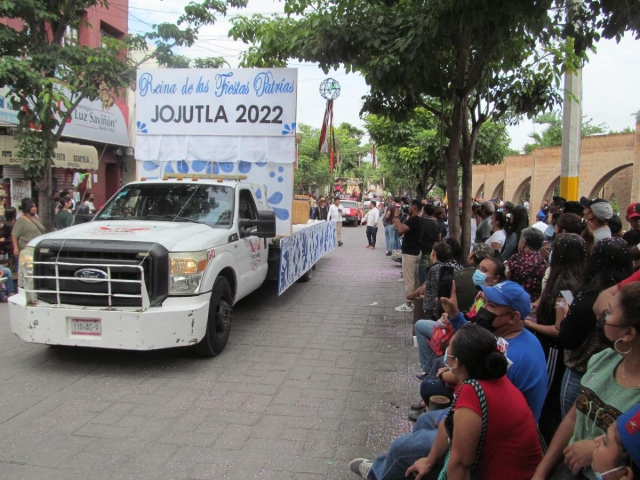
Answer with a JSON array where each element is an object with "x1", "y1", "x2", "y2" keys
[{"x1": 237, "y1": 188, "x2": 268, "y2": 293}]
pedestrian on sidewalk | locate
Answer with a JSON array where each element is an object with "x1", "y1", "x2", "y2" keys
[
  {"x1": 327, "y1": 197, "x2": 344, "y2": 247},
  {"x1": 363, "y1": 200, "x2": 380, "y2": 249},
  {"x1": 394, "y1": 200, "x2": 425, "y2": 312},
  {"x1": 383, "y1": 197, "x2": 401, "y2": 256}
]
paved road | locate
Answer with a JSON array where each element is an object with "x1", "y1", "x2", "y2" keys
[{"x1": 0, "y1": 224, "x2": 416, "y2": 480}]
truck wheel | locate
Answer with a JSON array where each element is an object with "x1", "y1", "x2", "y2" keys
[
  {"x1": 195, "y1": 277, "x2": 233, "y2": 357},
  {"x1": 298, "y1": 268, "x2": 313, "y2": 282}
]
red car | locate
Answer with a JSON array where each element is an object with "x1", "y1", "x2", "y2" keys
[{"x1": 341, "y1": 200, "x2": 363, "y2": 226}]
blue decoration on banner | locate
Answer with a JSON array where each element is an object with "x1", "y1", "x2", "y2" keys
[
  {"x1": 255, "y1": 189, "x2": 262, "y2": 200},
  {"x1": 219, "y1": 162, "x2": 234, "y2": 173},
  {"x1": 281, "y1": 122, "x2": 296, "y2": 135},
  {"x1": 177, "y1": 160, "x2": 189, "y2": 173},
  {"x1": 164, "y1": 163, "x2": 175, "y2": 174},
  {"x1": 256, "y1": 162, "x2": 267, "y2": 167},
  {"x1": 269, "y1": 171, "x2": 276, "y2": 178},
  {"x1": 273, "y1": 207, "x2": 290, "y2": 220},
  {"x1": 278, "y1": 176, "x2": 284, "y2": 183},
  {"x1": 143, "y1": 161, "x2": 159, "y2": 171},
  {"x1": 268, "y1": 192, "x2": 283, "y2": 205},
  {"x1": 136, "y1": 121, "x2": 148, "y2": 134},
  {"x1": 278, "y1": 166, "x2": 284, "y2": 173},
  {"x1": 238, "y1": 161, "x2": 252, "y2": 173},
  {"x1": 192, "y1": 161, "x2": 207, "y2": 172}
]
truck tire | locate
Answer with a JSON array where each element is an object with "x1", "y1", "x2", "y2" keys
[
  {"x1": 195, "y1": 277, "x2": 233, "y2": 357},
  {"x1": 298, "y1": 267, "x2": 313, "y2": 282}
]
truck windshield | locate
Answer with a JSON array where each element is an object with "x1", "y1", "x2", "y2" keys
[{"x1": 95, "y1": 183, "x2": 235, "y2": 228}]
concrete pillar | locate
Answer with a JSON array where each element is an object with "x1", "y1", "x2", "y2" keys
[{"x1": 560, "y1": 68, "x2": 582, "y2": 200}]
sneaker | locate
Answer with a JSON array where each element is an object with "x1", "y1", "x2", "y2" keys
[
  {"x1": 366, "y1": 245, "x2": 371, "y2": 248},
  {"x1": 349, "y1": 458, "x2": 373, "y2": 478},
  {"x1": 386, "y1": 252, "x2": 392, "y2": 256},
  {"x1": 338, "y1": 242, "x2": 344, "y2": 247},
  {"x1": 415, "y1": 373, "x2": 427, "y2": 382},
  {"x1": 397, "y1": 278, "x2": 404, "y2": 283},
  {"x1": 371, "y1": 246, "x2": 375, "y2": 250},
  {"x1": 394, "y1": 303, "x2": 413, "y2": 312},
  {"x1": 408, "y1": 410, "x2": 424, "y2": 422}
]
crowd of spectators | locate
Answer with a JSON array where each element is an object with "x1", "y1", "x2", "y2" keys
[{"x1": 349, "y1": 194, "x2": 640, "y2": 480}]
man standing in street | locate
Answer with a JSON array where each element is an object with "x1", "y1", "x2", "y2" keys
[
  {"x1": 383, "y1": 197, "x2": 401, "y2": 256},
  {"x1": 314, "y1": 197, "x2": 329, "y2": 221},
  {"x1": 363, "y1": 200, "x2": 380, "y2": 249},
  {"x1": 475, "y1": 200, "x2": 495, "y2": 243},
  {"x1": 393, "y1": 200, "x2": 424, "y2": 312},
  {"x1": 327, "y1": 197, "x2": 344, "y2": 247}
]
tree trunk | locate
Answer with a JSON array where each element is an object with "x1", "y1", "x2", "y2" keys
[
  {"x1": 36, "y1": 162, "x2": 53, "y2": 232},
  {"x1": 444, "y1": 97, "x2": 467, "y2": 243}
]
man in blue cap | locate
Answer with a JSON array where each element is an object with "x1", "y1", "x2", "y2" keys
[{"x1": 349, "y1": 281, "x2": 548, "y2": 480}]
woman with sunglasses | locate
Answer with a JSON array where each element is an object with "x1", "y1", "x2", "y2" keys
[
  {"x1": 532, "y1": 282, "x2": 640, "y2": 480},
  {"x1": 406, "y1": 324, "x2": 541, "y2": 480}
]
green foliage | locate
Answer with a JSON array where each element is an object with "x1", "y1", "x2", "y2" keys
[
  {"x1": 523, "y1": 111, "x2": 608, "y2": 154},
  {"x1": 294, "y1": 123, "x2": 370, "y2": 194}
]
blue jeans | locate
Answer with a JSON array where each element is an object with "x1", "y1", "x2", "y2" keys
[
  {"x1": 415, "y1": 320, "x2": 442, "y2": 376},
  {"x1": 384, "y1": 225, "x2": 397, "y2": 253},
  {"x1": 0, "y1": 266, "x2": 15, "y2": 294},
  {"x1": 368, "y1": 409, "x2": 446, "y2": 480},
  {"x1": 560, "y1": 368, "x2": 583, "y2": 418}
]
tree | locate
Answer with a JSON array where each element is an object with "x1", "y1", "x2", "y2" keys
[
  {"x1": 230, "y1": 0, "x2": 638, "y2": 255},
  {"x1": 0, "y1": 0, "x2": 245, "y2": 229},
  {"x1": 523, "y1": 111, "x2": 608, "y2": 153}
]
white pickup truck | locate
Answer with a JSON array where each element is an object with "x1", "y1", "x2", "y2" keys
[{"x1": 9, "y1": 175, "x2": 333, "y2": 356}]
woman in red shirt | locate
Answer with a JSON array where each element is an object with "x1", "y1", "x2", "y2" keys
[{"x1": 406, "y1": 324, "x2": 542, "y2": 480}]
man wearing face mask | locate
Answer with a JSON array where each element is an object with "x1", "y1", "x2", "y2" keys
[{"x1": 349, "y1": 281, "x2": 548, "y2": 480}]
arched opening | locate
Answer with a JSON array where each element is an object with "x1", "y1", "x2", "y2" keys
[
  {"x1": 542, "y1": 176, "x2": 561, "y2": 205},
  {"x1": 589, "y1": 164, "x2": 634, "y2": 199},
  {"x1": 491, "y1": 181, "x2": 504, "y2": 201},
  {"x1": 475, "y1": 183, "x2": 485, "y2": 199},
  {"x1": 512, "y1": 176, "x2": 532, "y2": 204}
]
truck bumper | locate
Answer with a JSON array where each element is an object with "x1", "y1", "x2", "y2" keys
[{"x1": 9, "y1": 294, "x2": 210, "y2": 351}]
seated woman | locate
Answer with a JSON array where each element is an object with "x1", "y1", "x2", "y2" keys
[
  {"x1": 532, "y1": 282, "x2": 640, "y2": 480},
  {"x1": 413, "y1": 254, "x2": 504, "y2": 382},
  {"x1": 404, "y1": 324, "x2": 542, "y2": 480}
]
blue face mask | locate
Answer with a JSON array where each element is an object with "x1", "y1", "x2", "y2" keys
[
  {"x1": 472, "y1": 269, "x2": 487, "y2": 286},
  {"x1": 594, "y1": 466, "x2": 624, "y2": 480}
]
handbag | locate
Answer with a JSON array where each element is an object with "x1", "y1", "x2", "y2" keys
[
  {"x1": 438, "y1": 379, "x2": 489, "y2": 480},
  {"x1": 428, "y1": 323, "x2": 454, "y2": 357}
]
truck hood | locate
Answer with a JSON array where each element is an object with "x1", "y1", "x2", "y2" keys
[{"x1": 33, "y1": 220, "x2": 228, "y2": 251}]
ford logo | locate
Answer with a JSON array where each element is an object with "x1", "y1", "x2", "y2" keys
[{"x1": 74, "y1": 268, "x2": 108, "y2": 283}]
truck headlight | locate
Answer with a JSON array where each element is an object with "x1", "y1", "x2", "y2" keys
[
  {"x1": 169, "y1": 251, "x2": 208, "y2": 295},
  {"x1": 18, "y1": 246, "x2": 35, "y2": 289}
]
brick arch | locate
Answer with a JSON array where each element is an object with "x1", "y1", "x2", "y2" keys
[
  {"x1": 475, "y1": 183, "x2": 485, "y2": 199},
  {"x1": 491, "y1": 181, "x2": 504, "y2": 200},
  {"x1": 512, "y1": 176, "x2": 532, "y2": 204},
  {"x1": 543, "y1": 176, "x2": 561, "y2": 204},
  {"x1": 588, "y1": 163, "x2": 634, "y2": 199}
]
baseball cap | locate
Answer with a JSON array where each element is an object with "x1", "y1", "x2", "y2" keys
[
  {"x1": 471, "y1": 243, "x2": 495, "y2": 262},
  {"x1": 481, "y1": 201, "x2": 495, "y2": 214},
  {"x1": 580, "y1": 197, "x2": 614, "y2": 221},
  {"x1": 626, "y1": 202, "x2": 640, "y2": 220},
  {"x1": 616, "y1": 404, "x2": 640, "y2": 469},
  {"x1": 476, "y1": 281, "x2": 532, "y2": 318}
]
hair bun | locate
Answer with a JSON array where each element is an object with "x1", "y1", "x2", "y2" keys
[{"x1": 484, "y1": 351, "x2": 508, "y2": 379}]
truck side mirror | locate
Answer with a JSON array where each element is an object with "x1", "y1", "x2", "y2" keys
[
  {"x1": 238, "y1": 210, "x2": 276, "y2": 239},
  {"x1": 256, "y1": 210, "x2": 276, "y2": 238}
]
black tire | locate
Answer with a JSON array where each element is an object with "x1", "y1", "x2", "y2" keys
[
  {"x1": 298, "y1": 267, "x2": 313, "y2": 282},
  {"x1": 195, "y1": 277, "x2": 233, "y2": 357}
]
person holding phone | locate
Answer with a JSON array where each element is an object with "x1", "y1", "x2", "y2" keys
[{"x1": 394, "y1": 199, "x2": 425, "y2": 312}]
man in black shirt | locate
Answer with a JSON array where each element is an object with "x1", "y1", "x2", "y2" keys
[
  {"x1": 419, "y1": 203, "x2": 442, "y2": 285},
  {"x1": 623, "y1": 202, "x2": 640, "y2": 261},
  {"x1": 393, "y1": 200, "x2": 425, "y2": 312}
]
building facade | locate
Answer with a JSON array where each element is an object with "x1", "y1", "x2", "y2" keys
[{"x1": 0, "y1": 0, "x2": 132, "y2": 210}]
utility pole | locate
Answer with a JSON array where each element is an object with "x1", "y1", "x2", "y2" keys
[{"x1": 560, "y1": 0, "x2": 582, "y2": 201}]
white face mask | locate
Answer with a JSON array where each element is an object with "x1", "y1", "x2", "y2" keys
[{"x1": 594, "y1": 466, "x2": 625, "y2": 480}]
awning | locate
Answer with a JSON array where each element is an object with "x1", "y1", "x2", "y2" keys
[{"x1": 0, "y1": 135, "x2": 99, "y2": 170}]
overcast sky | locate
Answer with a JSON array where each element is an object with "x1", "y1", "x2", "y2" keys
[{"x1": 128, "y1": 0, "x2": 640, "y2": 152}]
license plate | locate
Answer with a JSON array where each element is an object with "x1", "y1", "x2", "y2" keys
[{"x1": 69, "y1": 318, "x2": 101, "y2": 336}]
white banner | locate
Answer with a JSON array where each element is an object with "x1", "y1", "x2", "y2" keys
[
  {"x1": 135, "y1": 68, "x2": 298, "y2": 137},
  {"x1": 11, "y1": 179, "x2": 31, "y2": 207}
]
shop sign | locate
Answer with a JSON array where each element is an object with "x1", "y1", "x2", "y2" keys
[{"x1": 0, "y1": 136, "x2": 99, "y2": 170}]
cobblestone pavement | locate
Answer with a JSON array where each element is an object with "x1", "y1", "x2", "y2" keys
[{"x1": 0, "y1": 224, "x2": 416, "y2": 480}]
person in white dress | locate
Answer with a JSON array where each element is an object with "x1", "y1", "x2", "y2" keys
[{"x1": 327, "y1": 197, "x2": 344, "y2": 246}]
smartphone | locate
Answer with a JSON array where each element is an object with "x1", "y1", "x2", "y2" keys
[
  {"x1": 437, "y1": 266, "x2": 455, "y2": 299},
  {"x1": 560, "y1": 290, "x2": 574, "y2": 304}
]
